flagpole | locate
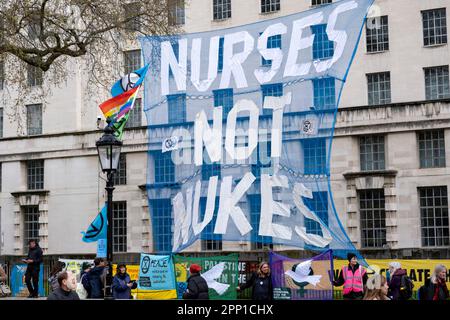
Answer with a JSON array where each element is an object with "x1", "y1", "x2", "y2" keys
[{"x1": 105, "y1": 170, "x2": 115, "y2": 300}]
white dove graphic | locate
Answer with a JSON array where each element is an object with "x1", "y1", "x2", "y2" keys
[
  {"x1": 285, "y1": 260, "x2": 322, "y2": 287},
  {"x1": 200, "y1": 262, "x2": 229, "y2": 295}
]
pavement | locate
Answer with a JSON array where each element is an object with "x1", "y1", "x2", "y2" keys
[{"x1": 2, "y1": 296, "x2": 47, "y2": 300}]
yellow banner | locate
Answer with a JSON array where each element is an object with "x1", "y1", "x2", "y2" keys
[
  {"x1": 113, "y1": 264, "x2": 177, "y2": 300},
  {"x1": 332, "y1": 259, "x2": 450, "y2": 291}
]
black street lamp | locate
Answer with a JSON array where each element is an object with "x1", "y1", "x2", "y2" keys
[{"x1": 96, "y1": 122, "x2": 122, "y2": 299}]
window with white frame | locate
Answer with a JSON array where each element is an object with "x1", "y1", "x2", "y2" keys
[
  {"x1": 27, "y1": 65, "x2": 42, "y2": 87},
  {"x1": 359, "y1": 189, "x2": 386, "y2": 248},
  {"x1": 27, "y1": 104, "x2": 42, "y2": 136},
  {"x1": 113, "y1": 154, "x2": 127, "y2": 185},
  {"x1": 418, "y1": 130, "x2": 446, "y2": 168},
  {"x1": 112, "y1": 201, "x2": 127, "y2": 253},
  {"x1": 419, "y1": 186, "x2": 449, "y2": 247},
  {"x1": 261, "y1": 0, "x2": 280, "y2": 14},
  {"x1": 366, "y1": 16, "x2": 389, "y2": 53},
  {"x1": 127, "y1": 98, "x2": 142, "y2": 127},
  {"x1": 23, "y1": 206, "x2": 40, "y2": 251},
  {"x1": 168, "y1": 0, "x2": 185, "y2": 25},
  {"x1": 422, "y1": 8, "x2": 447, "y2": 47},
  {"x1": 424, "y1": 65, "x2": 450, "y2": 100},
  {"x1": 123, "y1": 50, "x2": 141, "y2": 75},
  {"x1": 213, "y1": 0, "x2": 231, "y2": 20},
  {"x1": 367, "y1": 72, "x2": 391, "y2": 105},
  {"x1": 360, "y1": 135, "x2": 385, "y2": 171},
  {"x1": 27, "y1": 160, "x2": 44, "y2": 190}
]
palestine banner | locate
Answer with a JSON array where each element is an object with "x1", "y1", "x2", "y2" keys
[
  {"x1": 270, "y1": 250, "x2": 334, "y2": 300},
  {"x1": 174, "y1": 254, "x2": 239, "y2": 300}
]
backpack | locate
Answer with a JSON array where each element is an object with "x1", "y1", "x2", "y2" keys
[{"x1": 399, "y1": 275, "x2": 414, "y2": 300}]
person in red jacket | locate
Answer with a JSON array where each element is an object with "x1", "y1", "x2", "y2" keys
[{"x1": 333, "y1": 253, "x2": 368, "y2": 300}]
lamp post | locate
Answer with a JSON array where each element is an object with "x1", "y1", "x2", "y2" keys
[{"x1": 96, "y1": 122, "x2": 122, "y2": 299}]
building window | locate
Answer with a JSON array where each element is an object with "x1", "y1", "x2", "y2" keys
[
  {"x1": 261, "y1": 0, "x2": 280, "y2": 14},
  {"x1": 304, "y1": 192, "x2": 328, "y2": 236},
  {"x1": 419, "y1": 186, "x2": 449, "y2": 247},
  {"x1": 302, "y1": 138, "x2": 327, "y2": 175},
  {"x1": 249, "y1": 194, "x2": 273, "y2": 250},
  {"x1": 200, "y1": 197, "x2": 222, "y2": 251},
  {"x1": 261, "y1": 83, "x2": 283, "y2": 115},
  {"x1": 113, "y1": 154, "x2": 127, "y2": 185},
  {"x1": 202, "y1": 152, "x2": 221, "y2": 181},
  {"x1": 312, "y1": 0, "x2": 332, "y2": 6},
  {"x1": 313, "y1": 77, "x2": 335, "y2": 109},
  {"x1": 27, "y1": 104, "x2": 42, "y2": 136},
  {"x1": 124, "y1": 2, "x2": 141, "y2": 31},
  {"x1": 422, "y1": 8, "x2": 447, "y2": 47},
  {"x1": 151, "y1": 199, "x2": 172, "y2": 253},
  {"x1": 112, "y1": 201, "x2": 127, "y2": 253},
  {"x1": 312, "y1": 24, "x2": 334, "y2": 60},
  {"x1": 360, "y1": 189, "x2": 386, "y2": 248},
  {"x1": 154, "y1": 151, "x2": 175, "y2": 184},
  {"x1": 168, "y1": 0, "x2": 185, "y2": 25},
  {"x1": 27, "y1": 65, "x2": 42, "y2": 87},
  {"x1": 252, "y1": 141, "x2": 272, "y2": 178},
  {"x1": 0, "y1": 60, "x2": 4, "y2": 90},
  {"x1": 218, "y1": 37, "x2": 224, "y2": 72},
  {"x1": 127, "y1": 98, "x2": 142, "y2": 127},
  {"x1": 0, "y1": 163, "x2": 2, "y2": 192},
  {"x1": 27, "y1": 160, "x2": 44, "y2": 190},
  {"x1": 213, "y1": 0, "x2": 231, "y2": 20},
  {"x1": 366, "y1": 16, "x2": 389, "y2": 53},
  {"x1": 424, "y1": 65, "x2": 450, "y2": 100},
  {"x1": 0, "y1": 108, "x2": 3, "y2": 138},
  {"x1": 214, "y1": 88, "x2": 233, "y2": 119},
  {"x1": 418, "y1": 130, "x2": 446, "y2": 168},
  {"x1": 123, "y1": 50, "x2": 141, "y2": 74},
  {"x1": 167, "y1": 94, "x2": 186, "y2": 124},
  {"x1": 367, "y1": 72, "x2": 391, "y2": 105},
  {"x1": 23, "y1": 206, "x2": 40, "y2": 250},
  {"x1": 261, "y1": 34, "x2": 282, "y2": 66},
  {"x1": 360, "y1": 135, "x2": 385, "y2": 171}
]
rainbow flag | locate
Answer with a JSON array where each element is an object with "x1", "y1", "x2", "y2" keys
[{"x1": 99, "y1": 85, "x2": 139, "y2": 122}]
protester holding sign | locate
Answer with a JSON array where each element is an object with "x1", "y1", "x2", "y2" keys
[
  {"x1": 419, "y1": 264, "x2": 449, "y2": 301},
  {"x1": 237, "y1": 262, "x2": 273, "y2": 300}
]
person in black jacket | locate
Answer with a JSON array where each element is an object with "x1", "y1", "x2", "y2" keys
[
  {"x1": 24, "y1": 239, "x2": 43, "y2": 298},
  {"x1": 237, "y1": 261, "x2": 273, "y2": 300},
  {"x1": 47, "y1": 271, "x2": 80, "y2": 300},
  {"x1": 419, "y1": 264, "x2": 449, "y2": 301},
  {"x1": 183, "y1": 264, "x2": 209, "y2": 299},
  {"x1": 88, "y1": 258, "x2": 107, "y2": 299}
]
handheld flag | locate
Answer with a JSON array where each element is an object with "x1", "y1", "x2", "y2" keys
[
  {"x1": 111, "y1": 64, "x2": 149, "y2": 97},
  {"x1": 99, "y1": 86, "x2": 139, "y2": 122},
  {"x1": 81, "y1": 205, "x2": 107, "y2": 243}
]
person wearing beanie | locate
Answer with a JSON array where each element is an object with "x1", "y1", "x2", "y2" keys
[
  {"x1": 183, "y1": 264, "x2": 209, "y2": 300},
  {"x1": 112, "y1": 264, "x2": 136, "y2": 299},
  {"x1": 332, "y1": 253, "x2": 368, "y2": 300}
]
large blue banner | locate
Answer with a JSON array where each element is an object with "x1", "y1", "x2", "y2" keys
[
  {"x1": 138, "y1": 254, "x2": 177, "y2": 291},
  {"x1": 141, "y1": 0, "x2": 374, "y2": 259},
  {"x1": 10, "y1": 264, "x2": 44, "y2": 297}
]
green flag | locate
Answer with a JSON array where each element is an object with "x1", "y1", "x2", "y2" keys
[{"x1": 111, "y1": 112, "x2": 130, "y2": 140}]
